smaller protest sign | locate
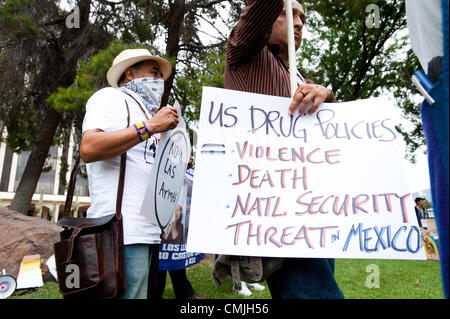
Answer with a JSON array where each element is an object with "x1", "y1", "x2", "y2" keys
[{"x1": 140, "y1": 101, "x2": 191, "y2": 234}]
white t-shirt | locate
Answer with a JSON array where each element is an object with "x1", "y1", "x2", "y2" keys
[{"x1": 82, "y1": 87, "x2": 162, "y2": 245}]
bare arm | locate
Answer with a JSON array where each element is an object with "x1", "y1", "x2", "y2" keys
[{"x1": 80, "y1": 106, "x2": 179, "y2": 163}]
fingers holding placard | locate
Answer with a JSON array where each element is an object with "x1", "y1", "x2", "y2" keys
[
  {"x1": 148, "y1": 106, "x2": 179, "y2": 133},
  {"x1": 288, "y1": 84, "x2": 330, "y2": 116}
]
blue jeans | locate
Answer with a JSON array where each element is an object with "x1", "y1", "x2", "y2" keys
[
  {"x1": 266, "y1": 258, "x2": 344, "y2": 299},
  {"x1": 121, "y1": 244, "x2": 159, "y2": 299}
]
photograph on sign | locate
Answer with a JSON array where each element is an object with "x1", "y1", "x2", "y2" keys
[{"x1": 159, "y1": 168, "x2": 205, "y2": 271}]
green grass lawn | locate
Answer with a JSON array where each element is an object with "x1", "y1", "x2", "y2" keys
[{"x1": 8, "y1": 258, "x2": 445, "y2": 299}]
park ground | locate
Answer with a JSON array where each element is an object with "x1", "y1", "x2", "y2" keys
[{"x1": 9, "y1": 257, "x2": 445, "y2": 299}]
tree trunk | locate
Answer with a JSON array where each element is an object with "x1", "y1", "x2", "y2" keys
[
  {"x1": 9, "y1": 108, "x2": 62, "y2": 215},
  {"x1": 8, "y1": 0, "x2": 95, "y2": 215},
  {"x1": 162, "y1": 0, "x2": 185, "y2": 106}
]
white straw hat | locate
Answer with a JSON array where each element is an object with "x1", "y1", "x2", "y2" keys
[{"x1": 106, "y1": 49, "x2": 172, "y2": 87}]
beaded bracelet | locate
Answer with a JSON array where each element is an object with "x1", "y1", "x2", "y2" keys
[{"x1": 133, "y1": 121, "x2": 151, "y2": 141}]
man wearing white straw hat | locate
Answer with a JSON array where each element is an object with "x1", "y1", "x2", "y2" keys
[
  {"x1": 80, "y1": 48, "x2": 178, "y2": 299},
  {"x1": 220, "y1": 0, "x2": 344, "y2": 299}
]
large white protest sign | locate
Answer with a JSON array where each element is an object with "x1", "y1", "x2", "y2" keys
[
  {"x1": 187, "y1": 87, "x2": 426, "y2": 260},
  {"x1": 140, "y1": 102, "x2": 191, "y2": 234}
]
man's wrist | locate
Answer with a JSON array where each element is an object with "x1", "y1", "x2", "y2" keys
[
  {"x1": 134, "y1": 121, "x2": 152, "y2": 141},
  {"x1": 325, "y1": 88, "x2": 337, "y2": 103},
  {"x1": 145, "y1": 119, "x2": 155, "y2": 135}
]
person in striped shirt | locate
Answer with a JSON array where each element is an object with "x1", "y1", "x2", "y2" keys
[
  {"x1": 225, "y1": 0, "x2": 337, "y2": 115},
  {"x1": 223, "y1": 0, "x2": 344, "y2": 299}
]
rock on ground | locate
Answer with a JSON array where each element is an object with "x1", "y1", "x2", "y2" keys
[{"x1": 0, "y1": 207, "x2": 62, "y2": 282}]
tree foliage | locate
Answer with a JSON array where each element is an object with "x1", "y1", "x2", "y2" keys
[
  {"x1": 173, "y1": 50, "x2": 226, "y2": 122},
  {"x1": 0, "y1": 0, "x2": 112, "y2": 214},
  {"x1": 49, "y1": 0, "x2": 246, "y2": 135},
  {"x1": 169, "y1": 0, "x2": 426, "y2": 163},
  {"x1": 0, "y1": 0, "x2": 429, "y2": 215},
  {"x1": 299, "y1": 0, "x2": 424, "y2": 161},
  {"x1": 85, "y1": 0, "x2": 245, "y2": 105},
  {"x1": 1, "y1": 0, "x2": 245, "y2": 214}
]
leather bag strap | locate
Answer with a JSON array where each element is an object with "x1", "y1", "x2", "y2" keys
[
  {"x1": 116, "y1": 100, "x2": 131, "y2": 220},
  {"x1": 63, "y1": 154, "x2": 81, "y2": 218},
  {"x1": 122, "y1": 91, "x2": 149, "y2": 120},
  {"x1": 65, "y1": 224, "x2": 88, "y2": 263},
  {"x1": 63, "y1": 100, "x2": 131, "y2": 219}
]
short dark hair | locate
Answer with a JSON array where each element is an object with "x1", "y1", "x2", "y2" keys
[{"x1": 415, "y1": 197, "x2": 425, "y2": 204}]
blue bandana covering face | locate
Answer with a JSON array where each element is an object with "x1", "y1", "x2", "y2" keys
[{"x1": 124, "y1": 77, "x2": 164, "y2": 116}]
